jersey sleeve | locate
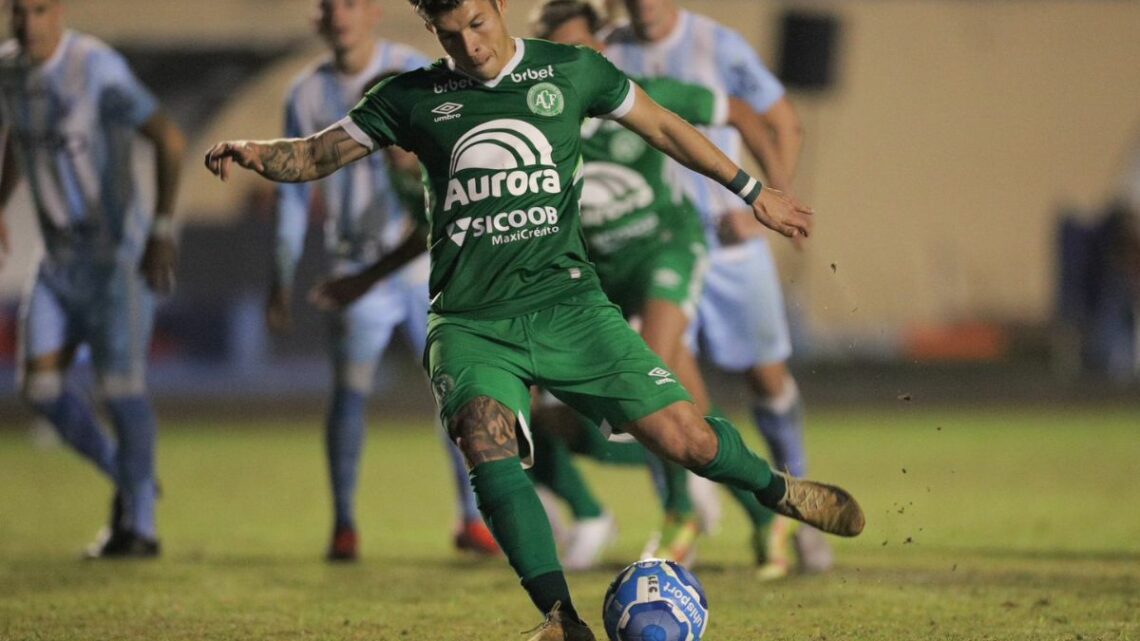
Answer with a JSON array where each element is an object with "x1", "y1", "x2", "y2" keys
[
  {"x1": 345, "y1": 76, "x2": 406, "y2": 150},
  {"x1": 574, "y1": 47, "x2": 636, "y2": 120},
  {"x1": 714, "y1": 26, "x2": 785, "y2": 114},
  {"x1": 637, "y1": 76, "x2": 728, "y2": 127},
  {"x1": 274, "y1": 90, "x2": 312, "y2": 289},
  {"x1": 93, "y1": 49, "x2": 159, "y2": 128}
]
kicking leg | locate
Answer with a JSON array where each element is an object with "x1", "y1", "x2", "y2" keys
[{"x1": 623, "y1": 401, "x2": 864, "y2": 538}]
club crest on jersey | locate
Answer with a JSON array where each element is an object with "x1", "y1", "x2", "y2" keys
[
  {"x1": 432, "y1": 102, "x2": 464, "y2": 122},
  {"x1": 527, "y1": 82, "x2": 564, "y2": 117},
  {"x1": 443, "y1": 119, "x2": 560, "y2": 212}
]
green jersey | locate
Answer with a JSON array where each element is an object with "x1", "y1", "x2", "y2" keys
[
  {"x1": 578, "y1": 76, "x2": 725, "y2": 258},
  {"x1": 346, "y1": 39, "x2": 634, "y2": 319}
]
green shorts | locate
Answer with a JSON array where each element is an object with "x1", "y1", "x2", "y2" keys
[
  {"x1": 595, "y1": 219, "x2": 708, "y2": 320},
  {"x1": 426, "y1": 289, "x2": 692, "y2": 460}
]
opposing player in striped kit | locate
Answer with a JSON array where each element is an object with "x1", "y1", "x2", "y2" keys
[
  {"x1": 271, "y1": 0, "x2": 495, "y2": 561},
  {"x1": 608, "y1": 0, "x2": 830, "y2": 578},
  {"x1": 0, "y1": 0, "x2": 185, "y2": 556},
  {"x1": 205, "y1": 0, "x2": 864, "y2": 637}
]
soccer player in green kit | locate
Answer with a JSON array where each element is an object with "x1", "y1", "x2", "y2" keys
[{"x1": 204, "y1": 1, "x2": 863, "y2": 638}]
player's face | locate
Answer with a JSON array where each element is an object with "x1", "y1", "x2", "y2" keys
[
  {"x1": 543, "y1": 16, "x2": 601, "y2": 52},
  {"x1": 10, "y1": 0, "x2": 63, "y2": 64},
  {"x1": 623, "y1": 0, "x2": 678, "y2": 42},
  {"x1": 314, "y1": 0, "x2": 381, "y2": 54},
  {"x1": 426, "y1": 0, "x2": 513, "y2": 81}
]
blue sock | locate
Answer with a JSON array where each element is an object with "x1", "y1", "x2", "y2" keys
[
  {"x1": 327, "y1": 386, "x2": 366, "y2": 529},
  {"x1": 104, "y1": 395, "x2": 158, "y2": 539},
  {"x1": 751, "y1": 380, "x2": 808, "y2": 478},
  {"x1": 31, "y1": 391, "x2": 117, "y2": 479},
  {"x1": 442, "y1": 432, "x2": 480, "y2": 522}
]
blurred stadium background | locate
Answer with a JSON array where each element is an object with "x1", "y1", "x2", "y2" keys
[
  {"x1": 2, "y1": 2, "x2": 1138, "y2": 639},
  {"x1": 2, "y1": 0, "x2": 1139, "y2": 416}
]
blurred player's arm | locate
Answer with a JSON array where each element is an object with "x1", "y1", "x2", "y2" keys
[
  {"x1": 138, "y1": 112, "x2": 187, "y2": 293},
  {"x1": 308, "y1": 221, "x2": 427, "y2": 312},
  {"x1": 203, "y1": 124, "x2": 371, "y2": 184},
  {"x1": 729, "y1": 96, "x2": 801, "y2": 194},
  {"x1": 309, "y1": 143, "x2": 427, "y2": 311},
  {"x1": 0, "y1": 131, "x2": 20, "y2": 267},
  {"x1": 616, "y1": 84, "x2": 812, "y2": 239}
]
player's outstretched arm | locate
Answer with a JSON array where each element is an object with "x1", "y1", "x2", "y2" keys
[
  {"x1": 203, "y1": 124, "x2": 371, "y2": 184},
  {"x1": 616, "y1": 85, "x2": 813, "y2": 239}
]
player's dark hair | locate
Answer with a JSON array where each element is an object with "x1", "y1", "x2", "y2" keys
[
  {"x1": 530, "y1": 0, "x2": 603, "y2": 40},
  {"x1": 408, "y1": 0, "x2": 498, "y2": 19}
]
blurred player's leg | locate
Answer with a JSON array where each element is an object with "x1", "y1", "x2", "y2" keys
[
  {"x1": 397, "y1": 273, "x2": 498, "y2": 556},
  {"x1": 324, "y1": 283, "x2": 398, "y2": 561},
  {"x1": 88, "y1": 263, "x2": 160, "y2": 557},
  {"x1": 18, "y1": 271, "x2": 117, "y2": 478}
]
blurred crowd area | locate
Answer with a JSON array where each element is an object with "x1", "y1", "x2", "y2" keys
[{"x1": 1, "y1": 0, "x2": 1138, "y2": 408}]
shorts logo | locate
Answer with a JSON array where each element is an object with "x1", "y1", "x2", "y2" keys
[
  {"x1": 649, "y1": 367, "x2": 677, "y2": 386},
  {"x1": 527, "y1": 82, "x2": 564, "y2": 117},
  {"x1": 431, "y1": 373, "x2": 456, "y2": 404},
  {"x1": 432, "y1": 102, "x2": 464, "y2": 122},
  {"x1": 653, "y1": 268, "x2": 682, "y2": 289}
]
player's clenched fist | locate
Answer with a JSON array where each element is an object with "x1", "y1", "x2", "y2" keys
[
  {"x1": 751, "y1": 187, "x2": 814, "y2": 240},
  {"x1": 203, "y1": 141, "x2": 264, "y2": 181}
]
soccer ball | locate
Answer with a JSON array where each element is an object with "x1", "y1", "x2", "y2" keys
[{"x1": 601, "y1": 559, "x2": 709, "y2": 641}]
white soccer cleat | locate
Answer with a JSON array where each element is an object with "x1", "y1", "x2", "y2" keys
[{"x1": 561, "y1": 512, "x2": 617, "y2": 571}]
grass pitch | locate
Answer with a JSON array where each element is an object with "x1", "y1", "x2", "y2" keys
[{"x1": 1, "y1": 406, "x2": 1137, "y2": 640}]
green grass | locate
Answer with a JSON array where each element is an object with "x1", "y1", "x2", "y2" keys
[{"x1": 1, "y1": 407, "x2": 1138, "y2": 640}]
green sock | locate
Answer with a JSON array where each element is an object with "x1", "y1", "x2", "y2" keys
[
  {"x1": 529, "y1": 424, "x2": 604, "y2": 519},
  {"x1": 653, "y1": 455, "x2": 694, "y2": 515},
  {"x1": 694, "y1": 416, "x2": 785, "y2": 505},
  {"x1": 471, "y1": 458, "x2": 563, "y2": 584},
  {"x1": 708, "y1": 406, "x2": 776, "y2": 526}
]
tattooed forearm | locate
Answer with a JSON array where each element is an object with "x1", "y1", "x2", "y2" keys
[
  {"x1": 259, "y1": 140, "x2": 312, "y2": 182},
  {"x1": 450, "y1": 396, "x2": 518, "y2": 469}
]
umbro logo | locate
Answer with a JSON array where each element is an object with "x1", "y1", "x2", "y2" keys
[
  {"x1": 432, "y1": 102, "x2": 464, "y2": 122},
  {"x1": 648, "y1": 368, "x2": 676, "y2": 386}
]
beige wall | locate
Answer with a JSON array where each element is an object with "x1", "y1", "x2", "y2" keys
[{"x1": 12, "y1": 1, "x2": 1140, "y2": 332}]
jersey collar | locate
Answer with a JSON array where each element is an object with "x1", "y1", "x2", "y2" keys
[{"x1": 445, "y1": 37, "x2": 525, "y2": 88}]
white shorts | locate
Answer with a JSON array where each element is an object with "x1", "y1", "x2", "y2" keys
[{"x1": 689, "y1": 238, "x2": 792, "y2": 371}]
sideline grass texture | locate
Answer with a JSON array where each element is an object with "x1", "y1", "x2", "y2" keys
[{"x1": 2, "y1": 407, "x2": 1137, "y2": 640}]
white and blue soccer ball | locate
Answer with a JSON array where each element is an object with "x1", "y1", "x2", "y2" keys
[{"x1": 602, "y1": 559, "x2": 709, "y2": 641}]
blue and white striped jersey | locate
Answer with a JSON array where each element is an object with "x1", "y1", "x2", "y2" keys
[
  {"x1": 605, "y1": 11, "x2": 785, "y2": 245},
  {"x1": 276, "y1": 40, "x2": 429, "y2": 284},
  {"x1": 0, "y1": 30, "x2": 158, "y2": 263}
]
